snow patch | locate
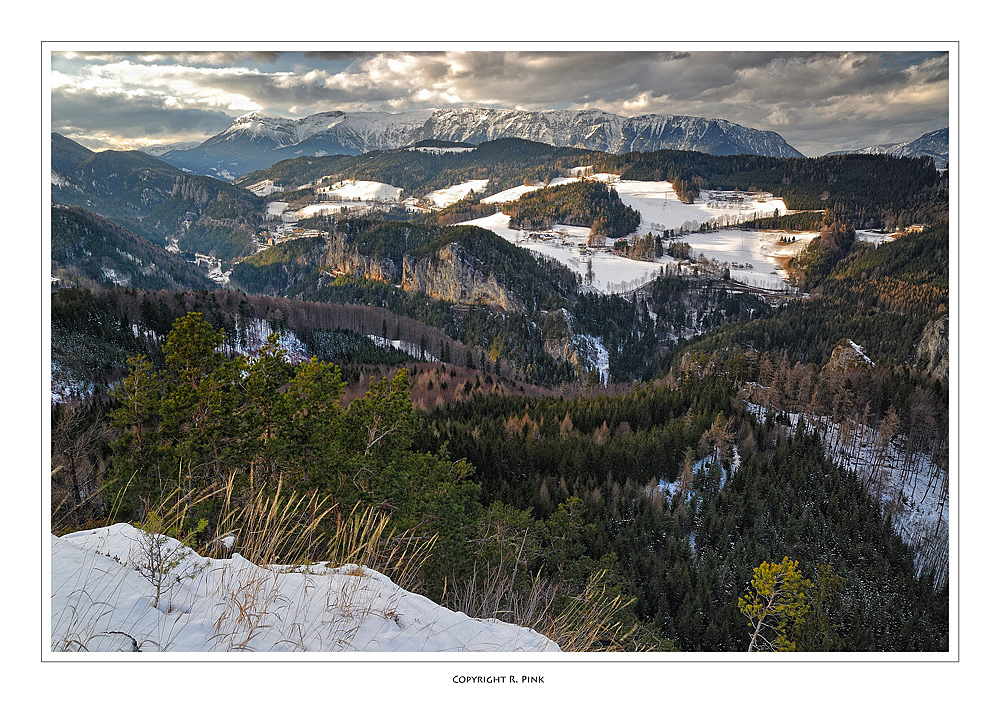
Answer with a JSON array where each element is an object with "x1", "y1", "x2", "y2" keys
[
  {"x1": 367, "y1": 336, "x2": 439, "y2": 363},
  {"x1": 52, "y1": 524, "x2": 559, "y2": 653},
  {"x1": 422, "y1": 180, "x2": 489, "y2": 208},
  {"x1": 317, "y1": 179, "x2": 402, "y2": 201},
  {"x1": 222, "y1": 319, "x2": 310, "y2": 364}
]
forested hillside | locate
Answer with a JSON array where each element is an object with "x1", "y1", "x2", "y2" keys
[
  {"x1": 227, "y1": 215, "x2": 767, "y2": 387},
  {"x1": 237, "y1": 138, "x2": 586, "y2": 196},
  {"x1": 501, "y1": 180, "x2": 640, "y2": 238},
  {"x1": 51, "y1": 205, "x2": 211, "y2": 290},
  {"x1": 50, "y1": 130, "x2": 950, "y2": 654},
  {"x1": 416, "y1": 375, "x2": 947, "y2": 651},
  {"x1": 589, "y1": 150, "x2": 947, "y2": 229},
  {"x1": 659, "y1": 224, "x2": 948, "y2": 371},
  {"x1": 51, "y1": 134, "x2": 265, "y2": 262},
  {"x1": 239, "y1": 138, "x2": 945, "y2": 231}
]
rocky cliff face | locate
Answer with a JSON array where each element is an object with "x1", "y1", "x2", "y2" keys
[
  {"x1": 321, "y1": 233, "x2": 522, "y2": 312},
  {"x1": 915, "y1": 315, "x2": 948, "y2": 382},
  {"x1": 401, "y1": 243, "x2": 522, "y2": 312},
  {"x1": 322, "y1": 232, "x2": 400, "y2": 283}
]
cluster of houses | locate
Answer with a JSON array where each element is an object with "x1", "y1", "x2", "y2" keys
[
  {"x1": 260, "y1": 227, "x2": 324, "y2": 248},
  {"x1": 704, "y1": 190, "x2": 775, "y2": 210}
]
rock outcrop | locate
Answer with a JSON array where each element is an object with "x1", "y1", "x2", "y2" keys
[
  {"x1": 915, "y1": 315, "x2": 948, "y2": 382},
  {"x1": 401, "y1": 243, "x2": 522, "y2": 312},
  {"x1": 825, "y1": 339, "x2": 875, "y2": 372},
  {"x1": 322, "y1": 231, "x2": 399, "y2": 283}
]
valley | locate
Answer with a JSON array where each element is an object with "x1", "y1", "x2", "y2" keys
[
  {"x1": 49, "y1": 111, "x2": 951, "y2": 656},
  {"x1": 249, "y1": 164, "x2": 818, "y2": 298}
]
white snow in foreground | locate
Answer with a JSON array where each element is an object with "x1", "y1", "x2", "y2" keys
[
  {"x1": 422, "y1": 180, "x2": 489, "y2": 208},
  {"x1": 51, "y1": 524, "x2": 559, "y2": 653}
]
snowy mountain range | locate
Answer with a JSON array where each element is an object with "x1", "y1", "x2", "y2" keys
[
  {"x1": 159, "y1": 107, "x2": 805, "y2": 179},
  {"x1": 139, "y1": 141, "x2": 201, "y2": 157},
  {"x1": 825, "y1": 128, "x2": 949, "y2": 169}
]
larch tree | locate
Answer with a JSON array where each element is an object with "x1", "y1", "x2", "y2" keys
[{"x1": 738, "y1": 557, "x2": 814, "y2": 652}]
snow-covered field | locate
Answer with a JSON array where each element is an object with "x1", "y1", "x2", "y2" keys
[
  {"x1": 267, "y1": 170, "x2": 807, "y2": 295},
  {"x1": 295, "y1": 201, "x2": 377, "y2": 218},
  {"x1": 481, "y1": 182, "x2": 545, "y2": 204},
  {"x1": 458, "y1": 214, "x2": 813, "y2": 294},
  {"x1": 460, "y1": 212, "x2": 669, "y2": 294},
  {"x1": 266, "y1": 201, "x2": 289, "y2": 218},
  {"x1": 318, "y1": 179, "x2": 402, "y2": 201},
  {"x1": 51, "y1": 524, "x2": 559, "y2": 653},
  {"x1": 855, "y1": 229, "x2": 900, "y2": 246},
  {"x1": 282, "y1": 180, "x2": 403, "y2": 220},
  {"x1": 592, "y1": 174, "x2": 788, "y2": 234},
  {"x1": 423, "y1": 179, "x2": 489, "y2": 208},
  {"x1": 479, "y1": 177, "x2": 578, "y2": 204},
  {"x1": 455, "y1": 175, "x2": 805, "y2": 294},
  {"x1": 683, "y1": 229, "x2": 818, "y2": 289}
]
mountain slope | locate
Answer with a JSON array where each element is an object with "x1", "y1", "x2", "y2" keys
[
  {"x1": 51, "y1": 134, "x2": 265, "y2": 262},
  {"x1": 51, "y1": 204, "x2": 212, "y2": 290},
  {"x1": 417, "y1": 108, "x2": 804, "y2": 158},
  {"x1": 826, "y1": 128, "x2": 949, "y2": 168},
  {"x1": 160, "y1": 108, "x2": 804, "y2": 178}
]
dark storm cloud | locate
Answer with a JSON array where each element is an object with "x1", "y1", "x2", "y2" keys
[
  {"x1": 50, "y1": 48, "x2": 950, "y2": 155},
  {"x1": 54, "y1": 51, "x2": 286, "y2": 66},
  {"x1": 303, "y1": 51, "x2": 381, "y2": 61},
  {"x1": 51, "y1": 90, "x2": 234, "y2": 149}
]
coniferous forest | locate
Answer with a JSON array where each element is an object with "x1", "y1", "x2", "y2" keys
[{"x1": 50, "y1": 124, "x2": 951, "y2": 654}]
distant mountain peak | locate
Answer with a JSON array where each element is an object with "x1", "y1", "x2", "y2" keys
[
  {"x1": 160, "y1": 107, "x2": 804, "y2": 179},
  {"x1": 826, "y1": 127, "x2": 949, "y2": 168}
]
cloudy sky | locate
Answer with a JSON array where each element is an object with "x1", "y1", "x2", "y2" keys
[{"x1": 49, "y1": 47, "x2": 950, "y2": 157}]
